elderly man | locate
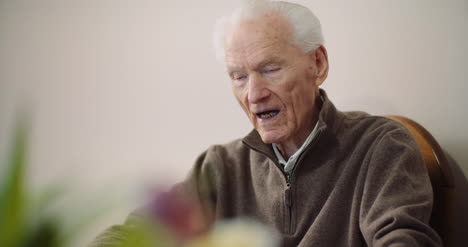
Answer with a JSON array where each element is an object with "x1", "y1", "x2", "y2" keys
[{"x1": 92, "y1": 1, "x2": 442, "y2": 246}]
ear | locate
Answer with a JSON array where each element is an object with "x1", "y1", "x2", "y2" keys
[{"x1": 308, "y1": 45, "x2": 329, "y2": 86}]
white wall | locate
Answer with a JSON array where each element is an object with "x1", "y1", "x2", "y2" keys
[{"x1": 1, "y1": 0, "x2": 467, "y2": 245}]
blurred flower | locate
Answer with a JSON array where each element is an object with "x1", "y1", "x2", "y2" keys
[
  {"x1": 1, "y1": 115, "x2": 280, "y2": 247},
  {"x1": 147, "y1": 189, "x2": 209, "y2": 243},
  {"x1": 99, "y1": 189, "x2": 280, "y2": 247},
  {"x1": 186, "y1": 218, "x2": 280, "y2": 247}
]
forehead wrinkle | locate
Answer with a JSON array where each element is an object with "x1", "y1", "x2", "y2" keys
[{"x1": 226, "y1": 36, "x2": 287, "y2": 72}]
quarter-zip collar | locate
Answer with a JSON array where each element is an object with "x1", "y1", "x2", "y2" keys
[{"x1": 272, "y1": 121, "x2": 319, "y2": 175}]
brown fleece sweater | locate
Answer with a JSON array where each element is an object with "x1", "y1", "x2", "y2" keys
[
  {"x1": 89, "y1": 90, "x2": 441, "y2": 247},
  {"x1": 183, "y1": 90, "x2": 442, "y2": 246}
]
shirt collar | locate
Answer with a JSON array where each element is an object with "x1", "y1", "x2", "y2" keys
[{"x1": 272, "y1": 120, "x2": 320, "y2": 174}]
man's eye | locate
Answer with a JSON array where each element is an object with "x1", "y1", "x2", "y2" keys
[
  {"x1": 263, "y1": 67, "x2": 281, "y2": 74},
  {"x1": 233, "y1": 74, "x2": 247, "y2": 81}
]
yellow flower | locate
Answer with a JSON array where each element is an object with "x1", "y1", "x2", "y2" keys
[{"x1": 186, "y1": 218, "x2": 279, "y2": 247}]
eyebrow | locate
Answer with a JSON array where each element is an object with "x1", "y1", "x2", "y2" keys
[{"x1": 226, "y1": 66, "x2": 242, "y2": 74}]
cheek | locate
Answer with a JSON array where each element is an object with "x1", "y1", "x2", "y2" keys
[
  {"x1": 280, "y1": 85, "x2": 311, "y2": 122},
  {"x1": 273, "y1": 91, "x2": 295, "y2": 121},
  {"x1": 285, "y1": 96, "x2": 300, "y2": 124}
]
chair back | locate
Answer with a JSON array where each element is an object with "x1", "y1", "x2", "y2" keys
[{"x1": 386, "y1": 115, "x2": 455, "y2": 245}]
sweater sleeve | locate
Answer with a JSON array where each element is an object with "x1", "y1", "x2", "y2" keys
[
  {"x1": 359, "y1": 127, "x2": 442, "y2": 246},
  {"x1": 178, "y1": 145, "x2": 222, "y2": 224},
  {"x1": 86, "y1": 146, "x2": 221, "y2": 247}
]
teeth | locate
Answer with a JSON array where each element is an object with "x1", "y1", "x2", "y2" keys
[{"x1": 259, "y1": 111, "x2": 278, "y2": 119}]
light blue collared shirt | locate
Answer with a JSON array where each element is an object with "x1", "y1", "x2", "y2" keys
[{"x1": 272, "y1": 121, "x2": 320, "y2": 176}]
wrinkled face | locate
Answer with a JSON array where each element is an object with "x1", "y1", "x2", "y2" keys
[{"x1": 224, "y1": 14, "x2": 325, "y2": 145}]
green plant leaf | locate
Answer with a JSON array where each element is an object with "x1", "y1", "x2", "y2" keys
[
  {"x1": 58, "y1": 193, "x2": 124, "y2": 247},
  {"x1": 22, "y1": 218, "x2": 61, "y2": 247},
  {"x1": 0, "y1": 116, "x2": 29, "y2": 247}
]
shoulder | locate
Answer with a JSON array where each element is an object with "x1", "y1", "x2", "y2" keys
[
  {"x1": 190, "y1": 138, "x2": 253, "y2": 175},
  {"x1": 338, "y1": 111, "x2": 416, "y2": 148},
  {"x1": 342, "y1": 111, "x2": 407, "y2": 133},
  {"x1": 210, "y1": 138, "x2": 247, "y2": 154},
  {"x1": 201, "y1": 138, "x2": 253, "y2": 162},
  {"x1": 341, "y1": 113, "x2": 427, "y2": 180}
]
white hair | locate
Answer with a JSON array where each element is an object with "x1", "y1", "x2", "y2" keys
[{"x1": 213, "y1": 0, "x2": 325, "y2": 63}]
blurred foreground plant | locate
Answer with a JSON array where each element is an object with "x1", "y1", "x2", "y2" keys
[
  {"x1": 0, "y1": 117, "x2": 116, "y2": 247},
  {"x1": 90, "y1": 188, "x2": 279, "y2": 247},
  {"x1": 0, "y1": 117, "x2": 29, "y2": 247},
  {"x1": 1, "y1": 117, "x2": 280, "y2": 247}
]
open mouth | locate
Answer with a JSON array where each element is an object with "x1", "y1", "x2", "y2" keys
[{"x1": 256, "y1": 110, "x2": 280, "y2": 119}]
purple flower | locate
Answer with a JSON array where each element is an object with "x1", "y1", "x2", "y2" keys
[{"x1": 148, "y1": 188, "x2": 209, "y2": 243}]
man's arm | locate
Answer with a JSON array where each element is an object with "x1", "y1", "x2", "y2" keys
[
  {"x1": 87, "y1": 146, "x2": 220, "y2": 247},
  {"x1": 359, "y1": 127, "x2": 442, "y2": 246}
]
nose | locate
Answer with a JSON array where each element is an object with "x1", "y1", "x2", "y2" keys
[{"x1": 247, "y1": 73, "x2": 270, "y2": 104}]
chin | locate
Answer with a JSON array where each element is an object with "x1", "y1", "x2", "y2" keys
[{"x1": 258, "y1": 130, "x2": 285, "y2": 144}]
